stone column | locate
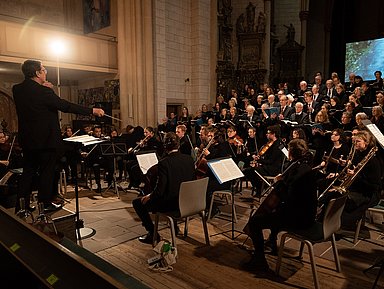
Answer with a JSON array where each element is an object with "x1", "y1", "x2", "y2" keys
[
  {"x1": 300, "y1": 0, "x2": 310, "y2": 78},
  {"x1": 264, "y1": 0, "x2": 271, "y2": 83},
  {"x1": 117, "y1": 0, "x2": 156, "y2": 127}
]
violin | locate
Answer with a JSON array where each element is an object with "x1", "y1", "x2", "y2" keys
[
  {"x1": 250, "y1": 140, "x2": 274, "y2": 167},
  {"x1": 228, "y1": 135, "x2": 244, "y2": 155}
]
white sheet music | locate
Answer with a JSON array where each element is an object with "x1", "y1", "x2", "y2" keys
[
  {"x1": 136, "y1": 153, "x2": 158, "y2": 174},
  {"x1": 362, "y1": 119, "x2": 384, "y2": 149},
  {"x1": 63, "y1": 135, "x2": 106, "y2": 146},
  {"x1": 208, "y1": 158, "x2": 244, "y2": 184}
]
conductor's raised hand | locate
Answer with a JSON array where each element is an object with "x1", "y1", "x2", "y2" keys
[{"x1": 92, "y1": 108, "x2": 104, "y2": 117}]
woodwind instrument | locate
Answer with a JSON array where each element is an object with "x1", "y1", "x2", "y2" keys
[
  {"x1": 318, "y1": 144, "x2": 356, "y2": 201},
  {"x1": 128, "y1": 134, "x2": 151, "y2": 154}
]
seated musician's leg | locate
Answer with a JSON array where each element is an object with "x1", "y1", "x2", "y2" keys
[
  {"x1": 242, "y1": 212, "x2": 280, "y2": 272},
  {"x1": 132, "y1": 197, "x2": 160, "y2": 244},
  {"x1": 92, "y1": 163, "x2": 102, "y2": 193}
]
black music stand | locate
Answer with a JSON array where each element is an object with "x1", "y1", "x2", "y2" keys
[
  {"x1": 207, "y1": 157, "x2": 244, "y2": 240},
  {"x1": 100, "y1": 142, "x2": 127, "y2": 198},
  {"x1": 63, "y1": 135, "x2": 106, "y2": 244}
]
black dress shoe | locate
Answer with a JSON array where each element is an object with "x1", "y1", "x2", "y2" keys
[
  {"x1": 241, "y1": 255, "x2": 270, "y2": 272},
  {"x1": 138, "y1": 233, "x2": 160, "y2": 244},
  {"x1": 43, "y1": 202, "x2": 62, "y2": 213}
]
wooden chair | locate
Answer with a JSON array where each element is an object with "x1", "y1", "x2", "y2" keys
[
  {"x1": 276, "y1": 196, "x2": 347, "y2": 289},
  {"x1": 153, "y1": 177, "x2": 210, "y2": 249}
]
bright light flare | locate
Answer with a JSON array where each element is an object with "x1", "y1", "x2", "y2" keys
[{"x1": 49, "y1": 39, "x2": 66, "y2": 57}]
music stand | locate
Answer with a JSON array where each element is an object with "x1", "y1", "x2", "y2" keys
[
  {"x1": 207, "y1": 157, "x2": 244, "y2": 240},
  {"x1": 63, "y1": 135, "x2": 107, "y2": 244},
  {"x1": 100, "y1": 142, "x2": 127, "y2": 198}
]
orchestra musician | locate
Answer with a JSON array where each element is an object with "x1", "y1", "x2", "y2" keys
[
  {"x1": 199, "y1": 126, "x2": 232, "y2": 217},
  {"x1": 226, "y1": 125, "x2": 244, "y2": 163},
  {"x1": 132, "y1": 132, "x2": 195, "y2": 244},
  {"x1": 80, "y1": 126, "x2": 114, "y2": 194},
  {"x1": 175, "y1": 124, "x2": 193, "y2": 156},
  {"x1": 242, "y1": 125, "x2": 285, "y2": 197},
  {"x1": 242, "y1": 139, "x2": 317, "y2": 273},
  {"x1": 243, "y1": 127, "x2": 258, "y2": 167},
  {"x1": 13, "y1": 59, "x2": 104, "y2": 212},
  {"x1": 0, "y1": 131, "x2": 10, "y2": 178},
  {"x1": 126, "y1": 126, "x2": 162, "y2": 191},
  {"x1": 318, "y1": 130, "x2": 381, "y2": 230}
]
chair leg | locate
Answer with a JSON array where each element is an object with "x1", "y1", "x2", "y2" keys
[
  {"x1": 354, "y1": 217, "x2": 363, "y2": 244},
  {"x1": 306, "y1": 241, "x2": 320, "y2": 289},
  {"x1": 276, "y1": 233, "x2": 288, "y2": 275},
  {"x1": 331, "y1": 233, "x2": 341, "y2": 272},
  {"x1": 184, "y1": 217, "x2": 189, "y2": 238},
  {"x1": 201, "y1": 211, "x2": 210, "y2": 246},
  {"x1": 167, "y1": 217, "x2": 177, "y2": 249},
  {"x1": 299, "y1": 241, "x2": 305, "y2": 259},
  {"x1": 153, "y1": 213, "x2": 160, "y2": 247}
]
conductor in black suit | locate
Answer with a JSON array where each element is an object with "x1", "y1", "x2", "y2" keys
[
  {"x1": 132, "y1": 132, "x2": 195, "y2": 244},
  {"x1": 13, "y1": 59, "x2": 104, "y2": 212}
]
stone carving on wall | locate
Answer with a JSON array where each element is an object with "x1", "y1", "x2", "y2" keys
[
  {"x1": 0, "y1": 90, "x2": 17, "y2": 133},
  {"x1": 216, "y1": 0, "x2": 235, "y2": 97},
  {"x1": 276, "y1": 24, "x2": 304, "y2": 87},
  {"x1": 235, "y1": 2, "x2": 266, "y2": 89}
]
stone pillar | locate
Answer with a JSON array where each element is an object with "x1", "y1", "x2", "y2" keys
[
  {"x1": 264, "y1": 0, "x2": 271, "y2": 83},
  {"x1": 300, "y1": 0, "x2": 310, "y2": 78},
  {"x1": 117, "y1": 0, "x2": 156, "y2": 127}
]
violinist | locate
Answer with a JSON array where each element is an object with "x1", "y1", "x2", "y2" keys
[
  {"x1": 127, "y1": 127, "x2": 162, "y2": 191},
  {"x1": 203, "y1": 127, "x2": 232, "y2": 216},
  {"x1": 226, "y1": 125, "x2": 244, "y2": 163},
  {"x1": 243, "y1": 127, "x2": 258, "y2": 167},
  {"x1": 242, "y1": 139, "x2": 317, "y2": 273},
  {"x1": 243, "y1": 125, "x2": 285, "y2": 197}
]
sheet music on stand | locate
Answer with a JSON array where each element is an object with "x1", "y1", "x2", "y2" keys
[
  {"x1": 361, "y1": 119, "x2": 384, "y2": 149},
  {"x1": 207, "y1": 157, "x2": 244, "y2": 184},
  {"x1": 63, "y1": 135, "x2": 107, "y2": 146},
  {"x1": 136, "y1": 152, "x2": 158, "y2": 174}
]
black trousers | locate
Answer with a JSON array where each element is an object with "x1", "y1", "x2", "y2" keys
[
  {"x1": 132, "y1": 197, "x2": 178, "y2": 234},
  {"x1": 18, "y1": 149, "x2": 57, "y2": 206},
  {"x1": 248, "y1": 211, "x2": 281, "y2": 258}
]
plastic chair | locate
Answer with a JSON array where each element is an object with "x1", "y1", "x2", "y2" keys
[
  {"x1": 207, "y1": 190, "x2": 237, "y2": 223},
  {"x1": 153, "y1": 177, "x2": 210, "y2": 249},
  {"x1": 276, "y1": 196, "x2": 347, "y2": 289}
]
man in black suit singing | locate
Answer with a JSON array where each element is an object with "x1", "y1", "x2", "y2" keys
[
  {"x1": 13, "y1": 59, "x2": 104, "y2": 212},
  {"x1": 132, "y1": 132, "x2": 195, "y2": 244}
]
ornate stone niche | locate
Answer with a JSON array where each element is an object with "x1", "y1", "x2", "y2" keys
[
  {"x1": 277, "y1": 24, "x2": 304, "y2": 85},
  {"x1": 235, "y1": 2, "x2": 267, "y2": 87}
]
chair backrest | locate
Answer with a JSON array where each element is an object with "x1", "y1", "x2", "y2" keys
[
  {"x1": 322, "y1": 196, "x2": 347, "y2": 239},
  {"x1": 178, "y1": 177, "x2": 209, "y2": 218}
]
